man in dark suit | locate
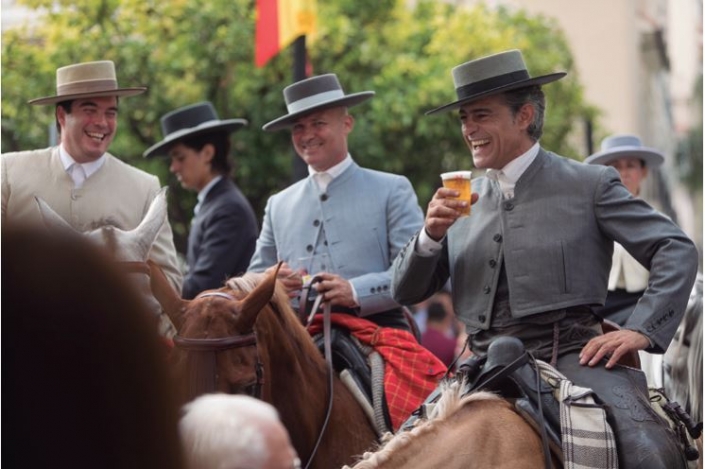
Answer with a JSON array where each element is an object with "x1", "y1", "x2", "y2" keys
[
  {"x1": 391, "y1": 50, "x2": 698, "y2": 468},
  {"x1": 145, "y1": 102, "x2": 258, "y2": 299}
]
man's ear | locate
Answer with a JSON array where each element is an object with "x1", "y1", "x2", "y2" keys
[
  {"x1": 201, "y1": 143, "x2": 215, "y2": 163},
  {"x1": 517, "y1": 103, "x2": 535, "y2": 129},
  {"x1": 343, "y1": 113, "x2": 355, "y2": 134}
]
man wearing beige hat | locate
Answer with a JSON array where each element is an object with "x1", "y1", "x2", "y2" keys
[
  {"x1": 391, "y1": 50, "x2": 698, "y2": 467},
  {"x1": 1, "y1": 60, "x2": 182, "y2": 336},
  {"x1": 585, "y1": 134, "x2": 668, "y2": 326}
]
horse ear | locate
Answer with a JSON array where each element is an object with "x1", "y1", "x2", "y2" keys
[
  {"x1": 148, "y1": 259, "x2": 188, "y2": 331},
  {"x1": 237, "y1": 262, "x2": 282, "y2": 330},
  {"x1": 34, "y1": 196, "x2": 78, "y2": 233},
  {"x1": 131, "y1": 187, "x2": 168, "y2": 255}
]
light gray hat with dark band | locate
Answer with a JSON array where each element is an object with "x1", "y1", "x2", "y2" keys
[
  {"x1": 426, "y1": 49, "x2": 566, "y2": 115},
  {"x1": 29, "y1": 60, "x2": 146, "y2": 105},
  {"x1": 263, "y1": 73, "x2": 374, "y2": 131},
  {"x1": 585, "y1": 134, "x2": 664, "y2": 168},
  {"x1": 143, "y1": 101, "x2": 247, "y2": 158}
]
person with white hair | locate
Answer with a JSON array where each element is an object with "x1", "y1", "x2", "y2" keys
[{"x1": 179, "y1": 394, "x2": 300, "y2": 469}]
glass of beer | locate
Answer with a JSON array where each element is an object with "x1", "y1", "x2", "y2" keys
[{"x1": 441, "y1": 171, "x2": 472, "y2": 216}]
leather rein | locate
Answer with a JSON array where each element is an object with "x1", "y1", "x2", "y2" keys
[{"x1": 171, "y1": 291, "x2": 264, "y2": 399}]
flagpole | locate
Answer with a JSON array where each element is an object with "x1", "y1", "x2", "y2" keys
[{"x1": 291, "y1": 34, "x2": 309, "y2": 182}]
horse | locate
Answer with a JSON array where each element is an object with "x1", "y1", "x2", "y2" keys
[
  {"x1": 34, "y1": 187, "x2": 176, "y2": 337},
  {"x1": 148, "y1": 263, "x2": 379, "y2": 469},
  {"x1": 343, "y1": 380, "x2": 558, "y2": 469}
]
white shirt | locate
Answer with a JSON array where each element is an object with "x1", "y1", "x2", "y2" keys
[
  {"x1": 308, "y1": 154, "x2": 353, "y2": 192},
  {"x1": 59, "y1": 145, "x2": 106, "y2": 188},
  {"x1": 194, "y1": 175, "x2": 222, "y2": 215},
  {"x1": 417, "y1": 142, "x2": 540, "y2": 255}
]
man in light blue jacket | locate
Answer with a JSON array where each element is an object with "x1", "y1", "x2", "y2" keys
[{"x1": 249, "y1": 73, "x2": 423, "y2": 331}]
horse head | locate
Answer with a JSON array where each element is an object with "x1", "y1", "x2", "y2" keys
[
  {"x1": 34, "y1": 188, "x2": 173, "y2": 335},
  {"x1": 161, "y1": 264, "x2": 282, "y2": 403}
]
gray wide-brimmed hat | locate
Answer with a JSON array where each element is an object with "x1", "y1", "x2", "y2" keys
[
  {"x1": 585, "y1": 134, "x2": 664, "y2": 168},
  {"x1": 426, "y1": 49, "x2": 566, "y2": 115},
  {"x1": 143, "y1": 102, "x2": 247, "y2": 158},
  {"x1": 29, "y1": 60, "x2": 146, "y2": 105},
  {"x1": 263, "y1": 73, "x2": 374, "y2": 131}
]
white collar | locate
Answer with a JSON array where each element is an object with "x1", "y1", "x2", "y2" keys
[
  {"x1": 486, "y1": 142, "x2": 539, "y2": 184},
  {"x1": 59, "y1": 144, "x2": 106, "y2": 178},
  {"x1": 307, "y1": 153, "x2": 353, "y2": 180},
  {"x1": 197, "y1": 175, "x2": 223, "y2": 205}
]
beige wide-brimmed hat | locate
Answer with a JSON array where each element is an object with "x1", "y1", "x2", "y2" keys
[
  {"x1": 28, "y1": 60, "x2": 146, "y2": 105},
  {"x1": 585, "y1": 134, "x2": 664, "y2": 168},
  {"x1": 426, "y1": 49, "x2": 566, "y2": 115},
  {"x1": 144, "y1": 102, "x2": 247, "y2": 158},
  {"x1": 263, "y1": 73, "x2": 374, "y2": 131}
]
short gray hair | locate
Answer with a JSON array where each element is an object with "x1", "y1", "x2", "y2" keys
[{"x1": 501, "y1": 85, "x2": 546, "y2": 141}]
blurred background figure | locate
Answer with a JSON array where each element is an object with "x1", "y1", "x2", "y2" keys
[
  {"x1": 585, "y1": 134, "x2": 665, "y2": 326},
  {"x1": 179, "y1": 393, "x2": 300, "y2": 469},
  {"x1": 420, "y1": 293, "x2": 458, "y2": 368},
  {"x1": 3, "y1": 224, "x2": 184, "y2": 469}
]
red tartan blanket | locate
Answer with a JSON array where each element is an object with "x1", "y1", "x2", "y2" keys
[{"x1": 308, "y1": 313, "x2": 447, "y2": 430}]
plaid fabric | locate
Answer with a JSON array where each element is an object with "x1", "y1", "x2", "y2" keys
[
  {"x1": 537, "y1": 361, "x2": 619, "y2": 469},
  {"x1": 308, "y1": 313, "x2": 447, "y2": 430}
]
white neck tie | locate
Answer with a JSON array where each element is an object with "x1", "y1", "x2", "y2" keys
[
  {"x1": 314, "y1": 172, "x2": 332, "y2": 192},
  {"x1": 71, "y1": 163, "x2": 86, "y2": 188}
]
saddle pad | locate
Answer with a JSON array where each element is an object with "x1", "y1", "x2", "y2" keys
[{"x1": 308, "y1": 313, "x2": 447, "y2": 430}]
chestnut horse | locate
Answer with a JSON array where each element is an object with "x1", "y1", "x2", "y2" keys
[
  {"x1": 149, "y1": 263, "x2": 378, "y2": 469},
  {"x1": 344, "y1": 380, "x2": 559, "y2": 469}
]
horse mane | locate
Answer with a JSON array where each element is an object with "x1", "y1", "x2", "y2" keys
[
  {"x1": 344, "y1": 380, "x2": 501, "y2": 469},
  {"x1": 225, "y1": 273, "x2": 324, "y2": 364}
]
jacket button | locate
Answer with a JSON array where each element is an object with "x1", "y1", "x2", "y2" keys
[
  {"x1": 320, "y1": 194, "x2": 328, "y2": 201},
  {"x1": 71, "y1": 193, "x2": 79, "y2": 201},
  {"x1": 306, "y1": 245, "x2": 313, "y2": 252},
  {"x1": 503, "y1": 201, "x2": 514, "y2": 211},
  {"x1": 489, "y1": 259, "x2": 497, "y2": 268},
  {"x1": 493, "y1": 234, "x2": 502, "y2": 243},
  {"x1": 313, "y1": 219, "x2": 320, "y2": 227},
  {"x1": 370, "y1": 288, "x2": 375, "y2": 293},
  {"x1": 478, "y1": 315, "x2": 486, "y2": 322},
  {"x1": 483, "y1": 286, "x2": 491, "y2": 294}
]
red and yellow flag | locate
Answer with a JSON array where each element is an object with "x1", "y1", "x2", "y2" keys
[{"x1": 255, "y1": 0, "x2": 317, "y2": 68}]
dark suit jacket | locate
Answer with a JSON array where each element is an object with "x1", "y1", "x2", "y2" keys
[{"x1": 183, "y1": 177, "x2": 258, "y2": 299}]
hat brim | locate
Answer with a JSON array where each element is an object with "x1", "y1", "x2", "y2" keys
[
  {"x1": 143, "y1": 119, "x2": 248, "y2": 158},
  {"x1": 425, "y1": 73, "x2": 566, "y2": 116},
  {"x1": 263, "y1": 92, "x2": 375, "y2": 131},
  {"x1": 584, "y1": 147, "x2": 664, "y2": 168},
  {"x1": 28, "y1": 87, "x2": 147, "y2": 105}
]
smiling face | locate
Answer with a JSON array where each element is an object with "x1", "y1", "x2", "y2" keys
[
  {"x1": 458, "y1": 94, "x2": 535, "y2": 170},
  {"x1": 607, "y1": 156, "x2": 648, "y2": 196},
  {"x1": 58, "y1": 97, "x2": 118, "y2": 163},
  {"x1": 168, "y1": 142, "x2": 215, "y2": 192},
  {"x1": 290, "y1": 107, "x2": 353, "y2": 172}
]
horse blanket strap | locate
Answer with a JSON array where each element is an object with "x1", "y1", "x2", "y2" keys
[{"x1": 537, "y1": 360, "x2": 618, "y2": 469}]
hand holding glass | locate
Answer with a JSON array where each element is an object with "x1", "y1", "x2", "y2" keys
[{"x1": 441, "y1": 171, "x2": 472, "y2": 216}]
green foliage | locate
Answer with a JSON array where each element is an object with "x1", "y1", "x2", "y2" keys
[{"x1": 2, "y1": 0, "x2": 593, "y2": 253}]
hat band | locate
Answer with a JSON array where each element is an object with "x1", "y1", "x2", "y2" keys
[
  {"x1": 287, "y1": 89, "x2": 346, "y2": 113},
  {"x1": 456, "y1": 70, "x2": 530, "y2": 100},
  {"x1": 57, "y1": 79, "x2": 118, "y2": 96}
]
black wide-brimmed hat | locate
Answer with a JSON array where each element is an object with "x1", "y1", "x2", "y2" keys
[
  {"x1": 585, "y1": 134, "x2": 664, "y2": 168},
  {"x1": 426, "y1": 49, "x2": 566, "y2": 115},
  {"x1": 263, "y1": 74, "x2": 374, "y2": 131},
  {"x1": 143, "y1": 102, "x2": 247, "y2": 158},
  {"x1": 29, "y1": 60, "x2": 146, "y2": 105}
]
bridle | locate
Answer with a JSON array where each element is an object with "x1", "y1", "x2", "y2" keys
[{"x1": 172, "y1": 291, "x2": 264, "y2": 399}]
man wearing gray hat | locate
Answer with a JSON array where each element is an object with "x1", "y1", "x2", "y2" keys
[
  {"x1": 1, "y1": 60, "x2": 182, "y2": 337},
  {"x1": 391, "y1": 50, "x2": 698, "y2": 467},
  {"x1": 585, "y1": 134, "x2": 667, "y2": 326},
  {"x1": 248, "y1": 73, "x2": 447, "y2": 430},
  {"x1": 144, "y1": 102, "x2": 258, "y2": 299}
]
